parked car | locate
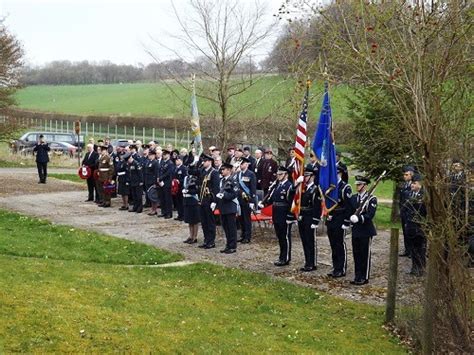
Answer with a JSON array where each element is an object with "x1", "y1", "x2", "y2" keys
[
  {"x1": 11, "y1": 131, "x2": 85, "y2": 152},
  {"x1": 111, "y1": 139, "x2": 131, "y2": 148},
  {"x1": 23, "y1": 142, "x2": 78, "y2": 157}
]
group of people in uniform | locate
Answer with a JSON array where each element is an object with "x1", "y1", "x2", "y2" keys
[{"x1": 79, "y1": 139, "x2": 408, "y2": 286}]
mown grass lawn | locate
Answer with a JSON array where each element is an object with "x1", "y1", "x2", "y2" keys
[
  {"x1": 49, "y1": 173, "x2": 84, "y2": 183},
  {"x1": 15, "y1": 76, "x2": 352, "y2": 122},
  {"x1": 0, "y1": 209, "x2": 404, "y2": 352}
]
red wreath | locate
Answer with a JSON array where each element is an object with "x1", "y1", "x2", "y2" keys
[
  {"x1": 103, "y1": 180, "x2": 116, "y2": 195},
  {"x1": 78, "y1": 166, "x2": 92, "y2": 179}
]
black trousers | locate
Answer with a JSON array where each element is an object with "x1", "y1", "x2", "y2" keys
[
  {"x1": 175, "y1": 192, "x2": 184, "y2": 218},
  {"x1": 239, "y1": 201, "x2": 252, "y2": 240},
  {"x1": 298, "y1": 216, "x2": 316, "y2": 268},
  {"x1": 86, "y1": 176, "x2": 96, "y2": 200},
  {"x1": 401, "y1": 215, "x2": 413, "y2": 255},
  {"x1": 409, "y1": 232, "x2": 426, "y2": 272},
  {"x1": 131, "y1": 185, "x2": 143, "y2": 212},
  {"x1": 36, "y1": 162, "x2": 48, "y2": 182},
  {"x1": 274, "y1": 222, "x2": 292, "y2": 263},
  {"x1": 352, "y1": 235, "x2": 373, "y2": 281},
  {"x1": 327, "y1": 225, "x2": 347, "y2": 274},
  {"x1": 200, "y1": 203, "x2": 216, "y2": 245},
  {"x1": 221, "y1": 213, "x2": 237, "y2": 249},
  {"x1": 161, "y1": 185, "x2": 173, "y2": 216}
]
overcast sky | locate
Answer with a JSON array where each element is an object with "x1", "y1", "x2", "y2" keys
[{"x1": 0, "y1": 0, "x2": 284, "y2": 67}]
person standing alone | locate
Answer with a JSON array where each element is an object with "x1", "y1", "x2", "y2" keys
[{"x1": 33, "y1": 134, "x2": 50, "y2": 184}]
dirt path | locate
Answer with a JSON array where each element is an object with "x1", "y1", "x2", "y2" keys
[{"x1": 0, "y1": 168, "x2": 421, "y2": 306}]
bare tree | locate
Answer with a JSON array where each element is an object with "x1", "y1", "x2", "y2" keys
[
  {"x1": 147, "y1": 0, "x2": 282, "y2": 148},
  {"x1": 0, "y1": 19, "x2": 23, "y2": 109}
]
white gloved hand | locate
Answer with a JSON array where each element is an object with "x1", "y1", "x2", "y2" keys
[
  {"x1": 210, "y1": 202, "x2": 217, "y2": 211},
  {"x1": 286, "y1": 219, "x2": 294, "y2": 225},
  {"x1": 258, "y1": 202, "x2": 264, "y2": 209},
  {"x1": 216, "y1": 193, "x2": 224, "y2": 199},
  {"x1": 249, "y1": 203, "x2": 255, "y2": 210},
  {"x1": 295, "y1": 175, "x2": 304, "y2": 184},
  {"x1": 159, "y1": 182, "x2": 164, "y2": 187},
  {"x1": 310, "y1": 224, "x2": 318, "y2": 229},
  {"x1": 193, "y1": 155, "x2": 199, "y2": 163},
  {"x1": 298, "y1": 216, "x2": 303, "y2": 221},
  {"x1": 182, "y1": 189, "x2": 188, "y2": 194},
  {"x1": 350, "y1": 215, "x2": 359, "y2": 224},
  {"x1": 342, "y1": 224, "x2": 351, "y2": 230}
]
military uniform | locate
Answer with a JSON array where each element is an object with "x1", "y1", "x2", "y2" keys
[
  {"x1": 216, "y1": 166, "x2": 240, "y2": 253},
  {"x1": 116, "y1": 156, "x2": 130, "y2": 197},
  {"x1": 198, "y1": 157, "x2": 220, "y2": 248},
  {"x1": 405, "y1": 182, "x2": 426, "y2": 276},
  {"x1": 173, "y1": 162, "x2": 188, "y2": 220},
  {"x1": 126, "y1": 158, "x2": 144, "y2": 213},
  {"x1": 235, "y1": 162, "x2": 257, "y2": 243},
  {"x1": 265, "y1": 167, "x2": 295, "y2": 265},
  {"x1": 144, "y1": 156, "x2": 160, "y2": 208},
  {"x1": 183, "y1": 175, "x2": 201, "y2": 225},
  {"x1": 326, "y1": 177, "x2": 352, "y2": 277},
  {"x1": 399, "y1": 166, "x2": 414, "y2": 257},
  {"x1": 297, "y1": 176, "x2": 321, "y2": 271},
  {"x1": 97, "y1": 150, "x2": 115, "y2": 207},
  {"x1": 348, "y1": 177, "x2": 377, "y2": 285},
  {"x1": 158, "y1": 153, "x2": 175, "y2": 218}
]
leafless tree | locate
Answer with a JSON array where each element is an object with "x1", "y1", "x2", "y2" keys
[
  {"x1": 0, "y1": 19, "x2": 23, "y2": 109},
  {"x1": 147, "y1": 0, "x2": 285, "y2": 148}
]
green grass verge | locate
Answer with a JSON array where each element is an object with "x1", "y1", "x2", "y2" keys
[
  {"x1": 0, "y1": 209, "x2": 181, "y2": 265},
  {"x1": 49, "y1": 173, "x2": 83, "y2": 183},
  {"x1": 0, "y1": 258, "x2": 404, "y2": 353},
  {"x1": 15, "y1": 77, "x2": 353, "y2": 122}
]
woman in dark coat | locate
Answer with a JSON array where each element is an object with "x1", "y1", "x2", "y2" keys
[
  {"x1": 182, "y1": 174, "x2": 201, "y2": 243},
  {"x1": 116, "y1": 153, "x2": 130, "y2": 210}
]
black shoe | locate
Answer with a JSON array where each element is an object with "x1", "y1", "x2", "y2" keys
[
  {"x1": 164, "y1": 215, "x2": 172, "y2": 219},
  {"x1": 274, "y1": 260, "x2": 289, "y2": 267},
  {"x1": 300, "y1": 266, "x2": 316, "y2": 272},
  {"x1": 158, "y1": 214, "x2": 166, "y2": 218},
  {"x1": 85, "y1": 199, "x2": 93, "y2": 202},
  {"x1": 174, "y1": 217, "x2": 183, "y2": 221},
  {"x1": 128, "y1": 209, "x2": 136, "y2": 212},
  {"x1": 148, "y1": 211, "x2": 157, "y2": 216},
  {"x1": 332, "y1": 271, "x2": 346, "y2": 278},
  {"x1": 399, "y1": 252, "x2": 409, "y2": 257},
  {"x1": 224, "y1": 248, "x2": 236, "y2": 254},
  {"x1": 102, "y1": 204, "x2": 111, "y2": 208},
  {"x1": 350, "y1": 279, "x2": 368, "y2": 286},
  {"x1": 198, "y1": 244, "x2": 207, "y2": 248},
  {"x1": 136, "y1": 209, "x2": 143, "y2": 213},
  {"x1": 119, "y1": 206, "x2": 128, "y2": 210},
  {"x1": 240, "y1": 239, "x2": 251, "y2": 244},
  {"x1": 204, "y1": 243, "x2": 215, "y2": 249},
  {"x1": 237, "y1": 237, "x2": 245, "y2": 243}
]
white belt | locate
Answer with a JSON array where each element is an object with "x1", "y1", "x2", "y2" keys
[
  {"x1": 117, "y1": 172, "x2": 125, "y2": 176},
  {"x1": 99, "y1": 168, "x2": 109, "y2": 172}
]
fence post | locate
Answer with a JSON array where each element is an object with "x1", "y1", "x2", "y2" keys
[
  {"x1": 152, "y1": 128, "x2": 155, "y2": 141},
  {"x1": 143, "y1": 127, "x2": 145, "y2": 143},
  {"x1": 85, "y1": 122, "x2": 88, "y2": 137},
  {"x1": 66, "y1": 121, "x2": 69, "y2": 133},
  {"x1": 99, "y1": 123, "x2": 102, "y2": 137},
  {"x1": 115, "y1": 125, "x2": 118, "y2": 140},
  {"x1": 174, "y1": 128, "x2": 177, "y2": 147},
  {"x1": 61, "y1": 120, "x2": 63, "y2": 132},
  {"x1": 385, "y1": 227, "x2": 399, "y2": 324},
  {"x1": 50, "y1": 119, "x2": 53, "y2": 131},
  {"x1": 124, "y1": 125, "x2": 127, "y2": 138},
  {"x1": 107, "y1": 124, "x2": 110, "y2": 137},
  {"x1": 163, "y1": 128, "x2": 166, "y2": 146},
  {"x1": 187, "y1": 131, "x2": 190, "y2": 149},
  {"x1": 92, "y1": 122, "x2": 95, "y2": 137},
  {"x1": 55, "y1": 120, "x2": 57, "y2": 132}
]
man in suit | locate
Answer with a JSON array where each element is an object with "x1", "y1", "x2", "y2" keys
[
  {"x1": 33, "y1": 134, "x2": 50, "y2": 184},
  {"x1": 215, "y1": 163, "x2": 239, "y2": 254},
  {"x1": 82, "y1": 143, "x2": 99, "y2": 201},
  {"x1": 254, "y1": 149, "x2": 264, "y2": 190}
]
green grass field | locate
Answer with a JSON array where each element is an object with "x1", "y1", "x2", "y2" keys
[
  {"x1": 0, "y1": 209, "x2": 404, "y2": 352},
  {"x1": 15, "y1": 76, "x2": 352, "y2": 121}
]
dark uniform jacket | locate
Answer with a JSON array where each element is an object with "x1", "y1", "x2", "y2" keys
[
  {"x1": 217, "y1": 176, "x2": 239, "y2": 215},
  {"x1": 158, "y1": 159, "x2": 175, "y2": 187},
  {"x1": 174, "y1": 164, "x2": 188, "y2": 187},
  {"x1": 126, "y1": 159, "x2": 143, "y2": 187},
  {"x1": 116, "y1": 159, "x2": 129, "y2": 185},
  {"x1": 299, "y1": 182, "x2": 322, "y2": 224},
  {"x1": 399, "y1": 181, "x2": 412, "y2": 220},
  {"x1": 404, "y1": 189, "x2": 426, "y2": 236},
  {"x1": 267, "y1": 179, "x2": 295, "y2": 224},
  {"x1": 183, "y1": 175, "x2": 200, "y2": 207},
  {"x1": 261, "y1": 158, "x2": 278, "y2": 191},
  {"x1": 348, "y1": 192, "x2": 377, "y2": 238},
  {"x1": 199, "y1": 167, "x2": 220, "y2": 205},
  {"x1": 245, "y1": 155, "x2": 257, "y2": 173},
  {"x1": 255, "y1": 157, "x2": 265, "y2": 184},
  {"x1": 144, "y1": 159, "x2": 160, "y2": 186},
  {"x1": 235, "y1": 169, "x2": 257, "y2": 203},
  {"x1": 326, "y1": 180, "x2": 352, "y2": 228},
  {"x1": 33, "y1": 143, "x2": 50, "y2": 163}
]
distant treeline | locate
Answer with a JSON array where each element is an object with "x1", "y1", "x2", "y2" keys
[{"x1": 20, "y1": 59, "x2": 263, "y2": 86}]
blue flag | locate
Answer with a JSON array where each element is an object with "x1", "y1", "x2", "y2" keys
[{"x1": 312, "y1": 83, "x2": 338, "y2": 212}]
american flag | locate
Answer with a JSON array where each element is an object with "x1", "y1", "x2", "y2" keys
[{"x1": 290, "y1": 83, "x2": 310, "y2": 217}]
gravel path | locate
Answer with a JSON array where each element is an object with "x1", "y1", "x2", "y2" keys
[{"x1": 0, "y1": 168, "x2": 421, "y2": 306}]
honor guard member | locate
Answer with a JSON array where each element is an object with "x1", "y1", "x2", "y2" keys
[
  {"x1": 116, "y1": 152, "x2": 130, "y2": 211},
  {"x1": 405, "y1": 173, "x2": 427, "y2": 276},
  {"x1": 97, "y1": 144, "x2": 115, "y2": 207},
  {"x1": 157, "y1": 149, "x2": 175, "y2": 219},
  {"x1": 259, "y1": 166, "x2": 295, "y2": 266},
  {"x1": 144, "y1": 149, "x2": 160, "y2": 213},
  {"x1": 399, "y1": 165, "x2": 415, "y2": 257},
  {"x1": 182, "y1": 174, "x2": 201, "y2": 244},
  {"x1": 326, "y1": 166, "x2": 353, "y2": 278},
  {"x1": 347, "y1": 175, "x2": 378, "y2": 285},
  {"x1": 215, "y1": 163, "x2": 240, "y2": 253},
  {"x1": 126, "y1": 152, "x2": 144, "y2": 213},
  {"x1": 295, "y1": 168, "x2": 322, "y2": 272},
  {"x1": 198, "y1": 154, "x2": 220, "y2": 249},
  {"x1": 110, "y1": 146, "x2": 121, "y2": 198},
  {"x1": 235, "y1": 157, "x2": 257, "y2": 244},
  {"x1": 173, "y1": 155, "x2": 188, "y2": 221},
  {"x1": 81, "y1": 143, "x2": 99, "y2": 202}
]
